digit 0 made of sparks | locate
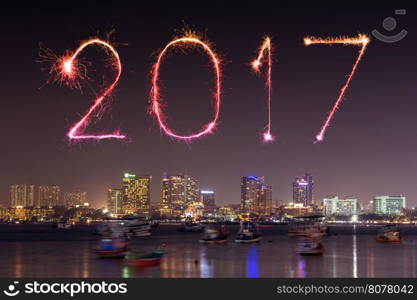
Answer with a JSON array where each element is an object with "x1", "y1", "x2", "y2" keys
[
  {"x1": 151, "y1": 36, "x2": 222, "y2": 141},
  {"x1": 251, "y1": 37, "x2": 274, "y2": 143},
  {"x1": 304, "y1": 34, "x2": 370, "y2": 143},
  {"x1": 59, "y1": 38, "x2": 126, "y2": 140}
]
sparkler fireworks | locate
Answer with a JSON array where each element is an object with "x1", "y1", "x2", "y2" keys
[
  {"x1": 304, "y1": 34, "x2": 370, "y2": 142},
  {"x1": 251, "y1": 37, "x2": 274, "y2": 143},
  {"x1": 150, "y1": 34, "x2": 222, "y2": 141},
  {"x1": 54, "y1": 38, "x2": 125, "y2": 140}
]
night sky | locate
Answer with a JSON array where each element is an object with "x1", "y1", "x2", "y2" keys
[{"x1": 1, "y1": 1, "x2": 416, "y2": 208}]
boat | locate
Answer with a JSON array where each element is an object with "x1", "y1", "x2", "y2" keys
[
  {"x1": 296, "y1": 237, "x2": 324, "y2": 255},
  {"x1": 376, "y1": 225, "x2": 402, "y2": 242},
  {"x1": 235, "y1": 221, "x2": 262, "y2": 243},
  {"x1": 199, "y1": 226, "x2": 229, "y2": 244},
  {"x1": 96, "y1": 216, "x2": 153, "y2": 238},
  {"x1": 150, "y1": 220, "x2": 159, "y2": 229},
  {"x1": 122, "y1": 216, "x2": 153, "y2": 237},
  {"x1": 178, "y1": 221, "x2": 205, "y2": 232},
  {"x1": 95, "y1": 237, "x2": 128, "y2": 258},
  {"x1": 56, "y1": 219, "x2": 72, "y2": 229},
  {"x1": 288, "y1": 215, "x2": 328, "y2": 237},
  {"x1": 127, "y1": 248, "x2": 165, "y2": 266}
]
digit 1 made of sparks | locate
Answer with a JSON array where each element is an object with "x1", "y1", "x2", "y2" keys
[
  {"x1": 304, "y1": 34, "x2": 370, "y2": 143},
  {"x1": 251, "y1": 37, "x2": 274, "y2": 143},
  {"x1": 150, "y1": 34, "x2": 222, "y2": 141},
  {"x1": 58, "y1": 38, "x2": 126, "y2": 140}
]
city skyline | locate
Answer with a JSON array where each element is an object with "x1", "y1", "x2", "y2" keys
[
  {"x1": 5, "y1": 172, "x2": 412, "y2": 210},
  {"x1": 1, "y1": 2, "x2": 416, "y2": 209}
]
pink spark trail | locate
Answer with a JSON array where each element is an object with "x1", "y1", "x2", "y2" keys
[
  {"x1": 251, "y1": 37, "x2": 274, "y2": 143},
  {"x1": 150, "y1": 33, "x2": 222, "y2": 141},
  {"x1": 304, "y1": 34, "x2": 370, "y2": 143},
  {"x1": 54, "y1": 38, "x2": 125, "y2": 140}
]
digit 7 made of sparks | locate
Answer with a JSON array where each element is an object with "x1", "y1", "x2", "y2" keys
[{"x1": 46, "y1": 33, "x2": 370, "y2": 144}]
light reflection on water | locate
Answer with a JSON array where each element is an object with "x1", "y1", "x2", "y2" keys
[
  {"x1": 2, "y1": 226, "x2": 417, "y2": 278},
  {"x1": 246, "y1": 245, "x2": 259, "y2": 278}
]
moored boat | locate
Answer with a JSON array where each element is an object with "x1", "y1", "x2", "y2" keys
[
  {"x1": 296, "y1": 237, "x2": 324, "y2": 255},
  {"x1": 127, "y1": 249, "x2": 165, "y2": 266},
  {"x1": 288, "y1": 215, "x2": 328, "y2": 237},
  {"x1": 376, "y1": 225, "x2": 402, "y2": 243},
  {"x1": 178, "y1": 221, "x2": 205, "y2": 232},
  {"x1": 199, "y1": 227, "x2": 229, "y2": 244},
  {"x1": 96, "y1": 215, "x2": 153, "y2": 238},
  {"x1": 235, "y1": 221, "x2": 262, "y2": 243},
  {"x1": 95, "y1": 237, "x2": 128, "y2": 258}
]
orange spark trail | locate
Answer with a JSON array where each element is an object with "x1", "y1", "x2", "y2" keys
[
  {"x1": 251, "y1": 37, "x2": 274, "y2": 143},
  {"x1": 304, "y1": 34, "x2": 370, "y2": 142},
  {"x1": 56, "y1": 38, "x2": 125, "y2": 140}
]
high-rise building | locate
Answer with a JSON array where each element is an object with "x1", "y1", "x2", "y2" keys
[
  {"x1": 64, "y1": 191, "x2": 87, "y2": 208},
  {"x1": 323, "y1": 196, "x2": 358, "y2": 216},
  {"x1": 241, "y1": 176, "x2": 263, "y2": 215},
  {"x1": 38, "y1": 185, "x2": 61, "y2": 208},
  {"x1": 122, "y1": 173, "x2": 151, "y2": 216},
  {"x1": 10, "y1": 184, "x2": 35, "y2": 207},
  {"x1": 201, "y1": 190, "x2": 216, "y2": 217},
  {"x1": 107, "y1": 188, "x2": 123, "y2": 215},
  {"x1": 259, "y1": 185, "x2": 273, "y2": 216},
  {"x1": 185, "y1": 176, "x2": 200, "y2": 205},
  {"x1": 293, "y1": 173, "x2": 313, "y2": 206},
  {"x1": 159, "y1": 173, "x2": 199, "y2": 217},
  {"x1": 373, "y1": 195, "x2": 406, "y2": 215}
]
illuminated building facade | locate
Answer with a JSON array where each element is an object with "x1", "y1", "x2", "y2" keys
[
  {"x1": 259, "y1": 185, "x2": 273, "y2": 216},
  {"x1": 64, "y1": 191, "x2": 87, "y2": 208},
  {"x1": 0, "y1": 207, "x2": 53, "y2": 221},
  {"x1": 292, "y1": 173, "x2": 313, "y2": 206},
  {"x1": 107, "y1": 188, "x2": 123, "y2": 215},
  {"x1": 241, "y1": 176, "x2": 263, "y2": 215},
  {"x1": 10, "y1": 184, "x2": 35, "y2": 207},
  {"x1": 38, "y1": 185, "x2": 61, "y2": 208},
  {"x1": 186, "y1": 176, "x2": 200, "y2": 205},
  {"x1": 323, "y1": 196, "x2": 358, "y2": 216},
  {"x1": 277, "y1": 203, "x2": 314, "y2": 218},
  {"x1": 217, "y1": 206, "x2": 238, "y2": 221},
  {"x1": 184, "y1": 201, "x2": 204, "y2": 219},
  {"x1": 201, "y1": 190, "x2": 216, "y2": 217},
  {"x1": 159, "y1": 173, "x2": 199, "y2": 218},
  {"x1": 122, "y1": 173, "x2": 151, "y2": 216},
  {"x1": 373, "y1": 195, "x2": 406, "y2": 215}
]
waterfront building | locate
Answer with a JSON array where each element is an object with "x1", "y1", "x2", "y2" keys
[
  {"x1": 38, "y1": 185, "x2": 60, "y2": 208},
  {"x1": 107, "y1": 188, "x2": 123, "y2": 215},
  {"x1": 159, "y1": 173, "x2": 199, "y2": 218},
  {"x1": 10, "y1": 184, "x2": 35, "y2": 207},
  {"x1": 184, "y1": 201, "x2": 204, "y2": 219},
  {"x1": 277, "y1": 203, "x2": 314, "y2": 218},
  {"x1": 259, "y1": 185, "x2": 273, "y2": 216},
  {"x1": 185, "y1": 176, "x2": 200, "y2": 205},
  {"x1": 323, "y1": 196, "x2": 358, "y2": 216},
  {"x1": 122, "y1": 173, "x2": 151, "y2": 216},
  {"x1": 240, "y1": 176, "x2": 273, "y2": 216},
  {"x1": 216, "y1": 206, "x2": 238, "y2": 221},
  {"x1": 201, "y1": 190, "x2": 216, "y2": 217},
  {"x1": 0, "y1": 207, "x2": 53, "y2": 221},
  {"x1": 64, "y1": 190, "x2": 87, "y2": 208},
  {"x1": 241, "y1": 176, "x2": 263, "y2": 215},
  {"x1": 292, "y1": 173, "x2": 313, "y2": 206},
  {"x1": 373, "y1": 195, "x2": 406, "y2": 215}
]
